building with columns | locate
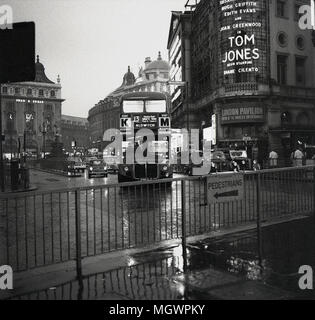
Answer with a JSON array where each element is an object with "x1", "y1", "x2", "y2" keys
[
  {"x1": 0, "y1": 55, "x2": 64, "y2": 158},
  {"x1": 168, "y1": 0, "x2": 315, "y2": 164},
  {"x1": 88, "y1": 52, "x2": 170, "y2": 150},
  {"x1": 60, "y1": 115, "x2": 89, "y2": 153}
]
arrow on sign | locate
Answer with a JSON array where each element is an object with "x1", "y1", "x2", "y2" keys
[{"x1": 214, "y1": 190, "x2": 239, "y2": 199}]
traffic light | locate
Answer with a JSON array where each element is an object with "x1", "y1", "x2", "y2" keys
[{"x1": 0, "y1": 21, "x2": 35, "y2": 83}]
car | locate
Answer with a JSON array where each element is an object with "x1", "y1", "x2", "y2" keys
[
  {"x1": 63, "y1": 160, "x2": 81, "y2": 177},
  {"x1": 88, "y1": 159, "x2": 108, "y2": 178},
  {"x1": 211, "y1": 150, "x2": 230, "y2": 172},
  {"x1": 229, "y1": 150, "x2": 251, "y2": 170},
  {"x1": 67, "y1": 157, "x2": 86, "y2": 172}
]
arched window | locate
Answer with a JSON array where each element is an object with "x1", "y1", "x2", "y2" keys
[
  {"x1": 6, "y1": 112, "x2": 15, "y2": 132},
  {"x1": 296, "y1": 112, "x2": 309, "y2": 126},
  {"x1": 25, "y1": 113, "x2": 35, "y2": 131}
]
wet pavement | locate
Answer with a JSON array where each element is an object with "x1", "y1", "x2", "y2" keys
[{"x1": 2, "y1": 217, "x2": 315, "y2": 300}]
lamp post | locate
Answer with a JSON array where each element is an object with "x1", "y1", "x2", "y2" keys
[{"x1": 39, "y1": 122, "x2": 47, "y2": 159}]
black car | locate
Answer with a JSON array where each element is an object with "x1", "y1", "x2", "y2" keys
[
  {"x1": 88, "y1": 159, "x2": 108, "y2": 178},
  {"x1": 64, "y1": 160, "x2": 81, "y2": 177}
]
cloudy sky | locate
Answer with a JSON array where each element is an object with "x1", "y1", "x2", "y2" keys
[{"x1": 8, "y1": 0, "x2": 186, "y2": 117}]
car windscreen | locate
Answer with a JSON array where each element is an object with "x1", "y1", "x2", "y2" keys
[{"x1": 91, "y1": 160, "x2": 102, "y2": 166}]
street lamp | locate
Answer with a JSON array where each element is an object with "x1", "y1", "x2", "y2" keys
[{"x1": 39, "y1": 122, "x2": 47, "y2": 159}]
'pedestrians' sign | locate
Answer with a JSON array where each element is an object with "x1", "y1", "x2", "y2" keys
[{"x1": 207, "y1": 173, "x2": 244, "y2": 204}]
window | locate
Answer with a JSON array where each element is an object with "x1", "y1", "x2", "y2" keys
[
  {"x1": 14, "y1": 87, "x2": 20, "y2": 95},
  {"x1": 296, "y1": 57, "x2": 306, "y2": 86},
  {"x1": 2, "y1": 86, "x2": 7, "y2": 94},
  {"x1": 39, "y1": 89, "x2": 44, "y2": 96},
  {"x1": 296, "y1": 35, "x2": 305, "y2": 50},
  {"x1": 122, "y1": 100, "x2": 144, "y2": 113},
  {"x1": 281, "y1": 111, "x2": 292, "y2": 126},
  {"x1": 277, "y1": 55, "x2": 288, "y2": 84},
  {"x1": 50, "y1": 90, "x2": 56, "y2": 97},
  {"x1": 25, "y1": 113, "x2": 34, "y2": 131},
  {"x1": 277, "y1": 32, "x2": 288, "y2": 47},
  {"x1": 6, "y1": 112, "x2": 15, "y2": 132},
  {"x1": 277, "y1": 0, "x2": 287, "y2": 17},
  {"x1": 27, "y1": 88, "x2": 32, "y2": 96},
  {"x1": 145, "y1": 100, "x2": 167, "y2": 113}
]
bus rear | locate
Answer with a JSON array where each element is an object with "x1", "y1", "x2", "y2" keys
[{"x1": 118, "y1": 92, "x2": 173, "y2": 182}]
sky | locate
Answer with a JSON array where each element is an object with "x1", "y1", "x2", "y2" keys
[{"x1": 7, "y1": 0, "x2": 186, "y2": 117}]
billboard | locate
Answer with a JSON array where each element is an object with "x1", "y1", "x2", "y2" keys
[{"x1": 218, "y1": 0, "x2": 268, "y2": 85}]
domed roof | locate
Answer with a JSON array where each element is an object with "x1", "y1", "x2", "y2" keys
[
  {"x1": 34, "y1": 55, "x2": 55, "y2": 84},
  {"x1": 122, "y1": 66, "x2": 136, "y2": 86},
  {"x1": 145, "y1": 52, "x2": 170, "y2": 71}
]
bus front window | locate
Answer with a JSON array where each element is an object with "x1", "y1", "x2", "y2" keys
[
  {"x1": 123, "y1": 100, "x2": 144, "y2": 113},
  {"x1": 145, "y1": 100, "x2": 166, "y2": 113}
]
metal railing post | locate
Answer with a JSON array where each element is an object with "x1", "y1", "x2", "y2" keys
[
  {"x1": 75, "y1": 190, "x2": 82, "y2": 279},
  {"x1": 256, "y1": 172, "x2": 263, "y2": 268},
  {"x1": 181, "y1": 179, "x2": 187, "y2": 272},
  {"x1": 313, "y1": 167, "x2": 315, "y2": 220}
]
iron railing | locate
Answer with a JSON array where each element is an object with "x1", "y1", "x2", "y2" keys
[{"x1": 0, "y1": 166, "x2": 314, "y2": 275}]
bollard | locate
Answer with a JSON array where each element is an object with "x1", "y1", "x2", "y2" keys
[
  {"x1": 75, "y1": 190, "x2": 82, "y2": 279},
  {"x1": 181, "y1": 179, "x2": 187, "y2": 273}
]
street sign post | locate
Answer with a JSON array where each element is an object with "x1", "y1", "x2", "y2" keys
[{"x1": 207, "y1": 173, "x2": 244, "y2": 204}]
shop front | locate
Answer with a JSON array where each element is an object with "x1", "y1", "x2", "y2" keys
[{"x1": 217, "y1": 103, "x2": 269, "y2": 164}]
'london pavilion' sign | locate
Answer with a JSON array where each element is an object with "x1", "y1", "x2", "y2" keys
[{"x1": 221, "y1": 105, "x2": 265, "y2": 124}]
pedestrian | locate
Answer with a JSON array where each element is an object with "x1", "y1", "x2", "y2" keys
[
  {"x1": 269, "y1": 150, "x2": 278, "y2": 168},
  {"x1": 252, "y1": 160, "x2": 261, "y2": 171},
  {"x1": 230, "y1": 160, "x2": 240, "y2": 173},
  {"x1": 293, "y1": 147, "x2": 304, "y2": 167},
  {"x1": 210, "y1": 162, "x2": 217, "y2": 173}
]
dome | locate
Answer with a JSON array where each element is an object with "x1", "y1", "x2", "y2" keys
[
  {"x1": 145, "y1": 52, "x2": 170, "y2": 71},
  {"x1": 34, "y1": 55, "x2": 55, "y2": 84},
  {"x1": 122, "y1": 66, "x2": 136, "y2": 86}
]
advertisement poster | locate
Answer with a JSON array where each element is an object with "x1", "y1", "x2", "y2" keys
[{"x1": 219, "y1": 0, "x2": 268, "y2": 83}]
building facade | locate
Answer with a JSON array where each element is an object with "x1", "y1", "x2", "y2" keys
[
  {"x1": 61, "y1": 115, "x2": 89, "y2": 153},
  {"x1": 0, "y1": 55, "x2": 64, "y2": 158},
  {"x1": 88, "y1": 52, "x2": 171, "y2": 150},
  {"x1": 168, "y1": 0, "x2": 315, "y2": 163}
]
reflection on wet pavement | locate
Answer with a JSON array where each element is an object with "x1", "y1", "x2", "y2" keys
[{"x1": 6, "y1": 217, "x2": 315, "y2": 300}]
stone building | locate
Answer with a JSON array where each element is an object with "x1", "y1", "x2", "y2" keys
[
  {"x1": 60, "y1": 115, "x2": 89, "y2": 153},
  {"x1": 88, "y1": 52, "x2": 170, "y2": 150},
  {"x1": 0, "y1": 55, "x2": 64, "y2": 158},
  {"x1": 168, "y1": 0, "x2": 315, "y2": 163}
]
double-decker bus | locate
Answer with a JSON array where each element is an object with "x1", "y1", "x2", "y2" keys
[{"x1": 118, "y1": 92, "x2": 173, "y2": 182}]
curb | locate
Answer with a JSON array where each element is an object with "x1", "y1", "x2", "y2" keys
[
  {"x1": 1, "y1": 185, "x2": 38, "y2": 195},
  {"x1": 30, "y1": 167, "x2": 82, "y2": 178}
]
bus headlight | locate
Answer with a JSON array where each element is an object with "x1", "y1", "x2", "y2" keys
[
  {"x1": 124, "y1": 166, "x2": 129, "y2": 172},
  {"x1": 89, "y1": 167, "x2": 93, "y2": 171},
  {"x1": 162, "y1": 165, "x2": 168, "y2": 172}
]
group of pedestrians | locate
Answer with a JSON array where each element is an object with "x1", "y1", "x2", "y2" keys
[{"x1": 268, "y1": 147, "x2": 306, "y2": 168}]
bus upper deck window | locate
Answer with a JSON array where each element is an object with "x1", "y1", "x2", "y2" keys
[
  {"x1": 145, "y1": 100, "x2": 166, "y2": 113},
  {"x1": 123, "y1": 100, "x2": 144, "y2": 113}
]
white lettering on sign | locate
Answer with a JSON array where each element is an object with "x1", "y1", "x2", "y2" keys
[{"x1": 207, "y1": 173, "x2": 244, "y2": 203}]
